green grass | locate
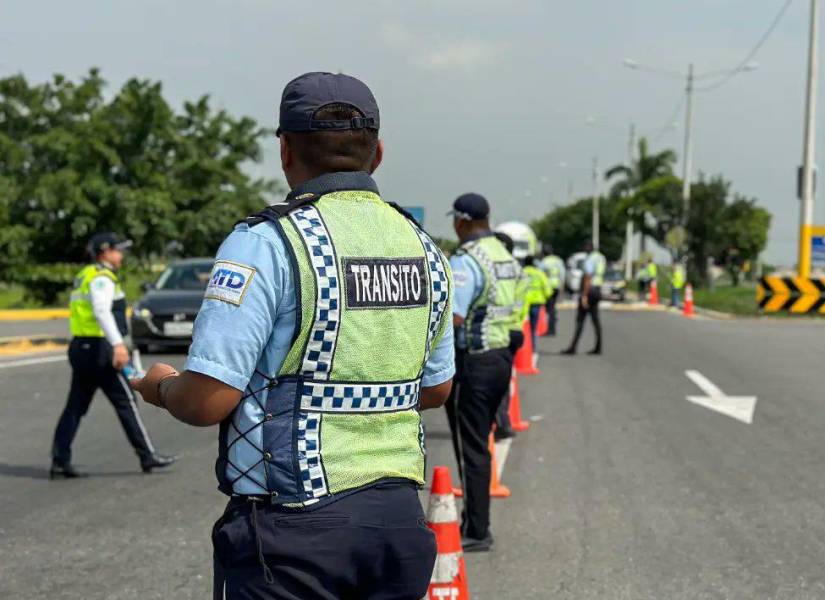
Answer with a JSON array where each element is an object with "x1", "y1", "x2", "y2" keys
[
  {"x1": 693, "y1": 284, "x2": 760, "y2": 316},
  {"x1": 0, "y1": 285, "x2": 39, "y2": 309}
]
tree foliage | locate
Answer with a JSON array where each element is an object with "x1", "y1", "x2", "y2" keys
[
  {"x1": 531, "y1": 196, "x2": 626, "y2": 262},
  {"x1": 532, "y1": 137, "x2": 771, "y2": 288},
  {"x1": 0, "y1": 70, "x2": 279, "y2": 301}
]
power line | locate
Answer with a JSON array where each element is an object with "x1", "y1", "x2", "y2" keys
[
  {"x1": 652, "y1": 93, "x2": 686, "y2": 142},
  {"x1": 696, "y1": 0, "x2": 795, "y2": 92}
]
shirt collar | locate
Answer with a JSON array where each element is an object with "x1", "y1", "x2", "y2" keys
[
  {"x1": 286, "y1": 171, "x2": 379, "y2": 200},
  {"x1": 460, "y1": 230, "x2": 494, "y2": 245}
]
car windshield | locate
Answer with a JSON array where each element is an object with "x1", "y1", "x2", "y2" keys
[
  {"x1": 154, "y1": 262, "x2": 213, "y2": 291},
  {"x1": 605, "y1": 270, "x2": 623, "y2": 281}
]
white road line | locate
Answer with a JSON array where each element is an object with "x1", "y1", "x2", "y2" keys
[
  {"x1": 0, "y1": 354, "x2": 67, "y2": 370},
  {"x1": 685, "y1": 369, "x2": 757, "y2": 424},
  {"x1": 494, "y1": 438, "x2": 512, "y2": 480}
]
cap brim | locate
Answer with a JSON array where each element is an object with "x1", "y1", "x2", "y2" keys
[
  {"x1": 447, "y1": 209, "x2": 474, "y2": 220},
  {"x1": 114, "y1": 240, "x2": 133, "y2": 251}
]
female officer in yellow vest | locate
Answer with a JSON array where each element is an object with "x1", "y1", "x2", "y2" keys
[
  {"x1": 50, "y1": 233, "x2": 176, "y2": 478},
  {"x1": 131, "y1": 72, "x2": 454, "y2": 599},
  {"x1": 522, "y1": 255, "x2": 552, "y2": 352}
]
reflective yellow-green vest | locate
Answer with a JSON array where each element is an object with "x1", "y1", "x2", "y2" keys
[
  {"x1": 541, "y1": 254, "x2": 564, "y2": 290},
  {"x1": 523, "y1": 265, "x2": 552, "y2": 307},
  {"x1": 69, "y1": 264, "x2": 127, "y2": 338},
  {"x1": 671, "y1": 263, "x2": 686, "y2": 290},
  {"x1": 457, "y1": 235, "x2": 520, "y2": 354},
  {"x1": 588, "y1": 251, "x2": 607, "y2": 287},
  {"x1": 647, "y1": 262, "x2": 658, "y2": 280},
  {"x1": 227, "y1": 180, "x2": 452, "y2": 505}
]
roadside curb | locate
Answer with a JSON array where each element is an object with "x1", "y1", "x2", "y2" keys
[
  {"x1": 0, "y1": 309, "x2": 70, "y2": 321},
  {"x1": 0, "y1": 334, "x2": 70, "y2": 355}
]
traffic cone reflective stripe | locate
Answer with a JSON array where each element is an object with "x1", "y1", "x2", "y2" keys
[
  {"x1": 508, "y1": 368, "x2": 530, "y2": 431},
  {"x1": 427, "y1": 467, "x2": 470, "y2": 600},
  {"x1": 515, "y1": 320, "x2": 539, "y2": 375},
  {"x1": 649, "y1": 279, "x2": 659, "y2": 305},
  {"x1": 451, "y1": 433, "x2": 511, "y2": 499},
  {"x1": 536, "y1": 306, "x2": 549, "y2": 336},
  {"x1": 683, "y1": 284, "x2": 695, "y2": 317},
  {"x1": 488, "y1": 433, "x2": 511, "y2": 498}
]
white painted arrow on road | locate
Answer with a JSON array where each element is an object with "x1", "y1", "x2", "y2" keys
[{"x1": 685, "y1": 370, "x2": 757, "y2": 424}]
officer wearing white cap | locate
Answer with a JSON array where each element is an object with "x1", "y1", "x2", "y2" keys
[
  {"x1": 447, "y1": 193, "x2": 520, "y2": 552},
  {"x1": 50, "y1": 232, "x2": 177, "y2": 478},
  {"x1": 132, "y1": 72, "x2": 454, "y2": 599}
]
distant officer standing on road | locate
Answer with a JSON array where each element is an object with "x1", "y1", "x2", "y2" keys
[
  {"x1": 50, "y1": 233, "x2": 177, "y2": 478},
  {"x1": 132, "y1": 72, "x2": 454, "y2": 599},
  {"x1": 521, "y1": 255, "x2": 552, "y2": 351},
  {"x1": 670, "y1": 258, "x2": 686, "y2": 307},
  {"x1": 562, "y1": 240, "x2": 606, "y2": 356},
  {"x1": 447, "y1": 193, "x2": 520, "y2": 552},
  {"x1": 539, "y1": 244, "x2": 565, "y2": 336}
]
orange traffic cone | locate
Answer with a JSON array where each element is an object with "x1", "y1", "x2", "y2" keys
[
  {"x1": 508, "y1": 368, "x2": 530, "y2": 432},
  {"x1": 536, "y1": 306, "x2": 549, "y2": 336},
  {"x1": 514, "y1": 319, "x2": 539, "y2": 375},
  {"x1": 683, "y1": 284, "x2": 694, "y2": 317},
  {"x1": 648, "y1": 279, "x2": 659, "y2": 305},
  {"x1": 452, "y1": 433, "x2": 511, "y2": 499},
  {"x1": 426, "y1": 467, "x2": 471, "y2": 600},
  {"x1": 488, "y1": 433, "x2": 511, "y2": 498}
]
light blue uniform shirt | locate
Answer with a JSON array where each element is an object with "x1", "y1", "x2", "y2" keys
[
  {"x1": 449, "y1": 253, "x2": 484, "y2": 349},
  {"x1": 583, "y1": 254, "x2": 597, "y2": 276},
  {"x1": 185, "y1": 221, "x2": 455, "y2": 495}
]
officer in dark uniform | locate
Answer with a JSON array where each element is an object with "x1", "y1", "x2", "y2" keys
[
  {"x1": 50, "y1": 232, "x2": 177, "y2": 478},
  {"x1": 132, "y1": 73, "x2": 455, "y2": 599},
  {"x1": 447, "y1": 194, "x2": 521, "y2": 552}
]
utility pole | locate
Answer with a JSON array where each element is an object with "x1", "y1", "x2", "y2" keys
[
  {"x1": 592, "y1": 157, "x2": 600, "y2": 250},
  {"x1": 799, "y1": 0, "x2": 819, "y2": 278},
  {"x1": 625, "y1": 122, "x2": 636, "y2": 282},
  {"x1": 681, "y1": 63, "x2": 695, "y2": 225}
]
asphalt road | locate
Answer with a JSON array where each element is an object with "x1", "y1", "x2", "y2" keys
[
  {"x1": 0, "y1": 318, "x2": 69, "y2": 339},
  {"x1": 2, "y1": 309, "x2": 825, "y2": 599}
]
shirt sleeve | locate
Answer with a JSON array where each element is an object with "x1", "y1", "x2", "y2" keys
[
  {"x1": 184, "y1": 227, "x2": 288, "y2": 391},
  {"x1": 449, "y1": 254, "x2": 480, "y2": 319},
  {"x1": 89, "y1": 276, "x2": 124, "y2": 346},
  {"x1": 583, "y1": 256, "x2": 596, "y2": 275}
]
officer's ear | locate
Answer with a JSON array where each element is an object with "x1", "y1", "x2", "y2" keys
[
  {"x1": 280, "y1": 134, "x2": 292, "y2": 170},
  {"x1": 368, "y1": 139, "x2": 383, "y2": 174}
]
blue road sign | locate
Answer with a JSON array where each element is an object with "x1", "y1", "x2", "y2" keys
[
  {"x1": 812, "y1": 235, "x2": 825, "y2": 266},
  {"x1": 404, "y1": 206, "x2": 425, "y2": 227}
]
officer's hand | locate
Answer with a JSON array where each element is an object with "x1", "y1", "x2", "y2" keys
[
  {"x1": 112, "y1": 343, "x2": 130, "y2": 370},
  {"x1": 581, "y1": 294, "x2": 589, "y2": 309},
  {"x1": 131, "y1": 363, "x2": 179, "y2": 407}
]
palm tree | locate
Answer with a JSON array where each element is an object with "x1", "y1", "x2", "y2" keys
[{"x1": 605, "y1": 137, "x2": 677, "y2": 254}]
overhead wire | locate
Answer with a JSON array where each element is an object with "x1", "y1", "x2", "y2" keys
[{"x1": 695, "y1": 0, "x2": 795, "y2": 92}]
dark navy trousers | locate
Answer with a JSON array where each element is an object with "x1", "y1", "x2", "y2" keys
[{"x1": 212, "y1": 482, "x2": 436, "y2": 600}]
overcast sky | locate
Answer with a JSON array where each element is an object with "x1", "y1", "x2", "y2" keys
[{"x1": 1, "y1": 0, "x2": 820, "y2": 263}]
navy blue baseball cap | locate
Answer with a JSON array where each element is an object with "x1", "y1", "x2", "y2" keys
[
  {"x1": 276, "y1": 72, "x2": 380, "y2": 136},
  {"x1": 447, "y1": 193, "x2": 490, "y2": 221}
]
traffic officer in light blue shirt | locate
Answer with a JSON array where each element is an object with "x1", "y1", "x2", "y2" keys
[{"x1": 132, "y1": 72, "x2": 454, "y2": 599}]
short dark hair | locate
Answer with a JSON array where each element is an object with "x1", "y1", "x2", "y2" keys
[{"x1": 284, "y1": 103, "x2": 379, "y2": 175}]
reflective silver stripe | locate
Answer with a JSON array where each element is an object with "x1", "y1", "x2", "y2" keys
[{"x1": 300, "y1": 379, "x2": 421, "y2": 412}]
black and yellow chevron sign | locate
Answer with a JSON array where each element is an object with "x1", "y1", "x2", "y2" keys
[{"x1": 757, "y1": 276, "x2": 825, "y2": 313}]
